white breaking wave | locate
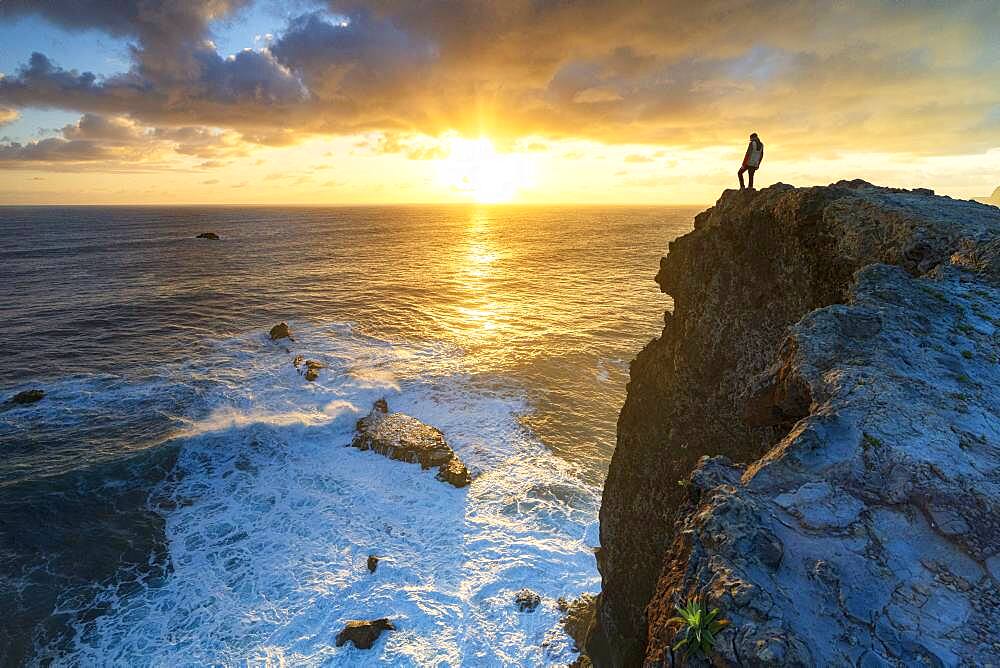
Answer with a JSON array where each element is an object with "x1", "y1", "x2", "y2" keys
[{"x1": 57, "y1": 323, "x2": 600, "y2": 666}]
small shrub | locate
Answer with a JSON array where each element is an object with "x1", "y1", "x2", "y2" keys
[
  {"x1": 956, "y1": 373, "x2": 972, "y2": 385},
  {"x1": 668, "y1": 597, "x2": 729, "y2": 659},
  {"x1": 961, "y1": 350, "x2": 973, "y2": 359}
]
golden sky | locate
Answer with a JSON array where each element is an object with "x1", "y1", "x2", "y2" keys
[{"x1": 1, "y1": 1, "x2": 998, "y2": 205}]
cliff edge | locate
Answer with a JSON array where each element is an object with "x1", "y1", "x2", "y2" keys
[{"x1": 592, "y1": 181, "x2": 1000, "y2": 666}]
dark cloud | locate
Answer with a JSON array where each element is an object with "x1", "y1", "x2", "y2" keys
[
  {"x1": 0, "y1": 1, "x2": 998, "y2": 156},
  {"x1": 0, "y1": 137, "x2": 110, "y2": 162}
]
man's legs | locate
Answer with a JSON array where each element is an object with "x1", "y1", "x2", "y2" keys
[
  {"x1": 738, "y1": 166, "x2": 747, "y2": 189},
  {"x1": 747, "y1": 167, "x2": 756, "y2": 189}
]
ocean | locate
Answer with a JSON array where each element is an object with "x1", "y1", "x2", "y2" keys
[{"x1": 0, "y1": 205, "x2": 694, "y2": 666}]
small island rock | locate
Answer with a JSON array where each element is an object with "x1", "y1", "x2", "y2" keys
[
  {"x1": 196, "y1": 232, "x2": 220, "y2": 240},
  {"x1": 335, "y1": 618, "x2": 395, "y2": 649},
  {"x1": 269, "y1": 322, "x2": 292, "y2": 341},
  {"x1": 351, "y1": 399, "x2": 471, "y2": 488},
  {"x1": 367, "y1": 555, "x2": 379, "y2": 573},
  {"x1": 514, "y1": 589, "x2": 541, "y2": 612},
  {"x1": 9, "y1": 389, "x2": 45, "y2": 405}
]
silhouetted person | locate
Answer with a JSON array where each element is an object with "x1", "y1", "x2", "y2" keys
[{"x1": 738, "y1": 133, "x2": 763, "y2": 190}]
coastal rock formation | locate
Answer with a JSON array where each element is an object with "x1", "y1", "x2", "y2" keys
[
  {"x1": 335, "y1": 618, "x2": 395, "y2": 649},
  {"x1": 269, "y1": 322, "x2": 292, "y2": 341},
  {"x1": 292, "y1": 356, "x2": 326, "y2": 381},
  {"x1": 8, "y1": 389, "x2": 44, "y2": 405},
  {"x1": 514, "y1": 588, "x2": 542, "y2": 612},
  {"x1": 196, "y1": 232, "x2": 220, "y2": 240},
  {"x1": 351, "y1": 399, "x2": 471, "y2": 488},
  {"x1": 367, "y1": 555, "x2": 379, "y2": 573},
  {"x1": 592, "y1": 182, "x2": 1000, "y2": 666}
]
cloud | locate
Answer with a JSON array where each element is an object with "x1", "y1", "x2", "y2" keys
[
  {"x1": 625, "y1": 154, "x2": 654, "y2": 163},
  {"x1": 0, "y1": 111, "x2": 248, "y2": 168},
  {"x1": 0, "y1": 107, "x2": 19, "y2": 126},
  {"x1": 0, "y1": 1, "x2": 997, "y2": 158}
]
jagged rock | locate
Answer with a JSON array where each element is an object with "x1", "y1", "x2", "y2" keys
[
  {"x1": 303, "y1": 360, "x2": 326, "y2": 382},
  {"x1": 196, "y1": 232, "x2": 220, "y2": 240},
  {"x1": 335, "y1": 618, "x2": 394, "y2": 649},
  {"x1": 559, "y1": 594, "x2": 597, "y2": 652},
  {"x1": 593, "y1": 182, "x2": 1000, "y2": 666},
  {"x1": 269, "y1": 322, "x2": 292, "y2": 341},
  {"x1": 514, "y1": 589, "x2": 541, "y2": 612},
  {"x1": 9, "y1": 389, "x2": 44, "y2": 405},
  {"x1": 367, "y1": 555, "x2": 378, "y2": 573},
  {"x1": 435, "y1": 455, "x2": 472, "y2": 487},
  {"x1": 351, "y1": 400, "x2": 471, "y2": 488}
]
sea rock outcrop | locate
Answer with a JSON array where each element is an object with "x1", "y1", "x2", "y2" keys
[
  {"x1": 335, "y1": 618, "x2": 395, "y2": 649},
  {"x1": 514, "y1": 588, "x2": 542, "y2": 612},
  {"x1": 8, "y1": 389, "x2": 44, "y2": 405},
  {"x1": 592, "y1": 182, "x2": 1000, "y2": 666},
  {"x1": 351, "y1": 399, "x2": 471, "y2": 488},
  {"x1": 269, "y1": 322, "x2": 292, "y2": 341},
  {"x1": 196, "y1": 232, "x2": 220, "y2": 240},
  {"x1": 292, "y1": 356, "x2": 326, "y2": 381}
]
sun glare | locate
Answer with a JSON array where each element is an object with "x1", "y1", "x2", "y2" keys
[{"x1": 436, "y1": 137, "x2": 536, "y2": 203}]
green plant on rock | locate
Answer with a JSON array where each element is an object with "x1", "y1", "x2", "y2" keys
[{"x1": 668, "y1": 597, "x2": 729, "y2": 659}]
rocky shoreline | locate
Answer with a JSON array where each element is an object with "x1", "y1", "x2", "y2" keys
[{"x1": 588, "y1": 181, "x2": 1000, "y2": 666}]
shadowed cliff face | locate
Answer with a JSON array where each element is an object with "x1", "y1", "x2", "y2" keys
[{"x1": 592, "y1": 181, "x2": 1000, "y2": 666}]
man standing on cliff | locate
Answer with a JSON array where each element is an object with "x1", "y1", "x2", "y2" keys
[{"x1": 738, "y1": 133, "x2": 764, "y2": 189}]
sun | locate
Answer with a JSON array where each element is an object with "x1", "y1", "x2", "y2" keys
[{"x1": 436, "y1": 137, "x2": 536, "y2": 204}]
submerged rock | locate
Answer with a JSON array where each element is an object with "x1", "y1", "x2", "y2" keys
[
  {"x1": 367, "y1": 555, "x2": 378, "y2": 573},
  {"x1": 196, "y1": 232, "x2": 220, "y2": 240},
  {"x1": 351, "y1": 399, "x2": 471, "y2": 488},
  {"x1": 269, "y1": 322, "x2": 292, "y2": 341},
  {"x1": 335, "y1": 618, "x2": 395, "y2": 649},
  {"x1": 8, "y1": 389, "x2": 44, "y2": 405},
  {"x1": 514, "y1": 589, "x2": 541, "y2": 612},
  {"x1": 594, "y1": 181, "x2": 1000, "y2": 667}
]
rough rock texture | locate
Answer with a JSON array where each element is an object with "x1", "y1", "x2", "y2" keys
[
  {"x1": 335, "y1": 618, "x2": 395, "y2": 649},
  {"x1": 561, "y1": 594, "x2": 598, "y2": 654},
  {"x1": 592, "y1": 182, "x2": 1000, "y2": 666},
  {"x1": 351, "y1": 400, "x2": 471, "y2": 488},
  {"x1": 292, "y1": 357, "x2": 326, "y2": 382},
  {"x1": 8, "y1": 389, "x2": 44, "y2": 405},
  {"x1": 269, "y1": 322, "x2": 292, "y2": 341},
  {"x1": 515, "y1": 588, "x2": 542, "y2": 612}
]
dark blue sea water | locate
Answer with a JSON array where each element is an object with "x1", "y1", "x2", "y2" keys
[{"x1": 0, "y1": 205, "x2": 694, "y2": 666}]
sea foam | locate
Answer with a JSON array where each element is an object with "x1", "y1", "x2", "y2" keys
[{"x1": 56, "y1": 323, "x2": 599, "y2": 666}]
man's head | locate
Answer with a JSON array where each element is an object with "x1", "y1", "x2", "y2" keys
[{"x1": 750, "y1": 132, "x2": 758, "y2": 140}]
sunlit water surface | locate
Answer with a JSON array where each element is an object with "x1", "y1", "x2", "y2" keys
[{"x1": 0, "y1": 205, "x2": 694, "y2": 666}]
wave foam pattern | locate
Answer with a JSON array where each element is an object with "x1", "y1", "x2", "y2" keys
[{"x1": 57, "y1": 324, "x2": 600, "y2": 666}]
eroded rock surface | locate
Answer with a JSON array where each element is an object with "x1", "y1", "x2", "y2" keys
[
  {"x1": 593, "y1": 181, "x2": 1000, "y2": 666},
  {"x1": 351, "y1": 399, "x2": 471, "y2": 488}
]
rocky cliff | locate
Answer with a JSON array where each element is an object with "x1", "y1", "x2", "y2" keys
[{"x1": 591, "y1": 181, "x2": 1000, "y2": 666}]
